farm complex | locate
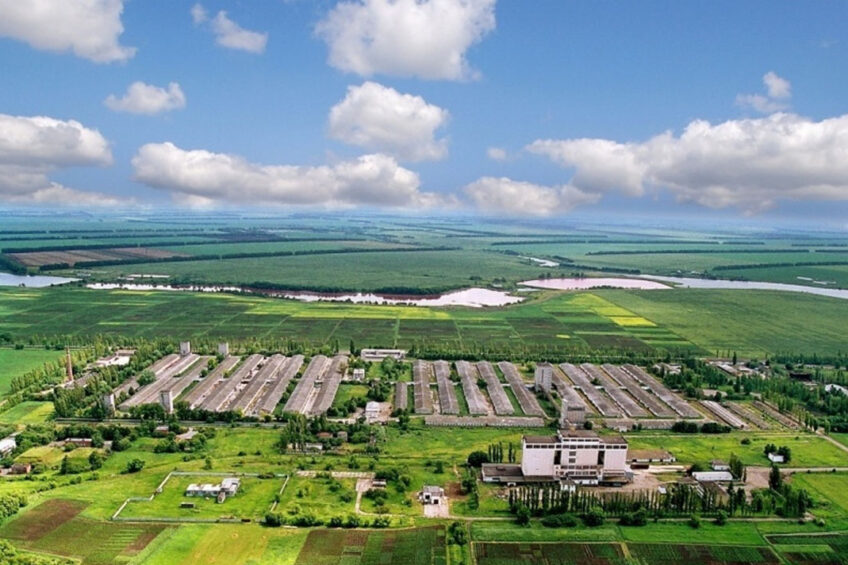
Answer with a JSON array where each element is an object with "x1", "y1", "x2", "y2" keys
[{"x1": 0, "y1": 214, "x2": 847, "y2": 565}]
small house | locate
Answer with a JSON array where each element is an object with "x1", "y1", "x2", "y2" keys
[
  {"x1": 65, "y1": 438, "x2": 93, "y2": 448},
  {"x1": 371, "y1": 479, "x2": 387, "y2": 489},
  {"x1": 365, "y1": 401, "x2": 381, "y2": 423},
  {"x1": 767, "y1": 452, "x2": 785, "y2": 464},
  {"x1": 710, "y1": 460, "x2": 730, "y2": 472},
  {"x1": 352, "y1": 368, "x2": 365, "y2": 381},
  {"x1": 419, "y1": 485, "x2": 445, "y2": 505},
  {"x1": 10, "y1": 463, "x2": 31, "y2": 475},
  {"x1": 336, "y1": 431, "x2": 348, "y2": 442}
]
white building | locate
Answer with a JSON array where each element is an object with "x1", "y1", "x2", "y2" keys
[
  {"x1": 521, "y1": 429, "x2": 629, "y2": 485},
  {"x1": 185, "y1": 477, "x2": 241, "y2": 502},
  {"x1": 0, "y1": 436, "x2": 16, "y2": 457},
  {"x1": 218, "y1": 342, "x2": 229, "y2": 357},
  {"x1": 364, "y1": 401, "x2": 381, "y2": 423},
  {"x1": 710, "y1": 460, "x2": 730, "y2": 472},
  {"x1": 360, "y1": 349, "x2": 406, "y2": 362},
  {"x1": 179, "y1": 341, "x2": 191, "y2": 356},
  {"x1": 767, "y1": 452, "x2": 785, "y2": 464},
  {"x1": 419, "y1": 485, "x2": 444, "y2": 504},
  {"x1": 692, "y1": 471, "x2": 734, "y2": 482},
  {"x1": 160, "y1": 390, "x2": 174, "y2": 414},
  {"x1": 352, "y1": 368, "x2": 366, "y2": 381}
]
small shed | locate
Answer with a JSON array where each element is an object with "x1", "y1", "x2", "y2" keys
[
  {"x1": 767, "y1": 452, "x2": 785, "y2": 464},
  {"x1": 419, "y1": 485, "x2": 445, "y2": 505},
  {"x1": 710, "y1": 460, "x2": 730, "y2": 472}
]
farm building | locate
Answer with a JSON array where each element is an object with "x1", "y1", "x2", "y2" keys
[
  {"x1": 520, "y1": 429, "x2": 629, "y2": 485},
  {"x1": 710, "y1": 460, "x2": 730, "y2": 472},
  {"x1": 9, "y1": 463, "x2": 31, "y2": 475},
  {"x1": 419, "y1": 485, "x2": 445, "y2": 505},
  {"x1": 768, "y1": 452, "x2": 785, "y2": 463},
  {"x1": 65, "y1": 438, "x2": 93, "y2": 448},
  {"x1": 364, "y1": 401, "x2": 381, "y2": 423},
  {"x1": 534, "y1": 365, "x2": 552, "y2": 393},
  {"x1": 185, "y1": 477, "x2": 240, "y2": 502},
  {"x1": 629, "y1": 450, "x2": 676, "y2": 464},
  {"x1": 360, "y1": 349, "x2": 406, "y2": 362},
  {"x1": 692, "y1": 471, "x2": 734, "y2": 483}
]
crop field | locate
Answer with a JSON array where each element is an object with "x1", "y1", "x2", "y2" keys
[
  {"x1": 0, "y1": 499, "x2": 169, "y2": 565},
  {"x1": 293, "y1": 527, "x2": 447, "y2": 565},
  {"x1": 627, "y1": 543, "x2": 780, "y2": 564},
  {"x1": 475, "y1": 542, "x2": 627, "y2": 565},
  {"x1": 766, "y1": 534, "x2": 848, "y2": 565},
  {"x1": 0, "y1": 348, "x2": 64, "y2": 396},
  {"x1": 789, "y1": 474, "x2": 848, "y2": 518},
  {"x1": 119, "y1": 473, "x2": 284, "y2": 521}
]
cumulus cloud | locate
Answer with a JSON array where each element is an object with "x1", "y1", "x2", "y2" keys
[
  {"x1": 328, "y1": 82, "x2": 449, "y2": 161},
  {"x1": 0, "y1": 0, "x2": 135, "y2": 63},
  {"x1": 486, "y1": 147, "x2": 507, "y2": 161},
  {"x1": 464, "y1": 176, "x2": 600, "y2": 216},
  {"x1": 315, "y1": 0, "x2": 496, "y2": 80},
  {"x1": 104, "y1": 82, "x2": 186, "y2": 115},
  {"x1": 528, "y1": 112, "x2": 848, "y2": 213},
  {"x1": 132, "y1": 142, "x2": 447, "y2": 209},
  {"x1": 736, "y1": 71, "x2": 791, "y2": 113},
  {"x1": 191, "y1": 4, "x2": 267, "y2": 54},
  {"x1": 0, "y1": 114, "x2": 121, "y2": 206}
]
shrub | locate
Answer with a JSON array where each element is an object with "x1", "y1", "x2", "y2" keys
[
  {"x1": 541, "y1": 513, "x2": 578, "y2": 528},
  {"x1": 124, "y1": 458, "x2": 145, "y2": 473},
  {"x1": 714, "y1": 510, "x2": 727, "y2": 526},
  {"x1": 448, "y1": 521, "x2": 467, "y2": 545},
  {"x1": 582, "y1": 508, "x2": 605, "y2": 527},
  {"x1": 467, "y1": 451, "x2": 489, "y2": 467},
  {"x1": 688, "y1": 514, "x2": 701, "y2": 529}
]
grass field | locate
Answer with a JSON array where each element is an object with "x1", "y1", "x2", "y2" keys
[
  {"x1": 790, "y1": 473, "x2": 848, "y2": 519},
  {"x1": 627, "y1": 433, "x2": 848, "y2": 468},
  {"x1": 0, "y1": 348, "x2": 63, "y2": 396},
  {"x1": 0, "y1": 401, "x2": 54, "y2": 425},
  {"x1": 120, "y1": 473, "x2": 284, "y2": 521}
]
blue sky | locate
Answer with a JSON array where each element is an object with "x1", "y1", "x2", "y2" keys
[{"x1": 0, "y1": 0, "x2": 846, "y2": 223}]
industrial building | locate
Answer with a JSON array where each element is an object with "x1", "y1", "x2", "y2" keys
[{"x1": 520, "y1": 429, "x2": 629, "y2": 485}]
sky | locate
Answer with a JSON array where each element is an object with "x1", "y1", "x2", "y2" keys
[{"x1": 0, "y1": 0, "x2": 847, "y2": 224}]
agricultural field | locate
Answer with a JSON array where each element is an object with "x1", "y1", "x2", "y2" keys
[
  {"x1": 0, "y1": 401, "x2": 54, "y2": 425},
  {"x1": 293, "y1": 527, "x2": 447, "y2": 565},
  {"x1": 0, "y1": 348, "x2": 64, "y2": 396}
]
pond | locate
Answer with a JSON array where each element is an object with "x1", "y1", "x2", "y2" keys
[{"x1": 0, "y1": 272, "x2": 78, "y2": 288}]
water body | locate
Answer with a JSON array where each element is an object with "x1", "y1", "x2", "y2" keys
[
  {"x1": 87, "y1": 283, "x2": 524, "y2": 308},
  {"x1": 638, "y1": 275, "x2": 848, "y2": 300},
  {"x1": 520, "y1": 277, "x2": 671, "y2": 291},
  {"x1": 0, "y1": 273, "x2": 78, "y2": 287},
  {"x1": 520, "y1": 256, "x2": 559, "y2": 267}
]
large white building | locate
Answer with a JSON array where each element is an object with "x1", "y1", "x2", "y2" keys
[{"x1": 520, "y1": 429, "x2": 629, "y2": 485}]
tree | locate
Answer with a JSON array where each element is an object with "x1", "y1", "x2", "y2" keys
[
  {"x1": 125, "y1": 458, "x2": 145, "y2": 473},
  {"x1": 447, "y1": 521, "x2": 467, "y2": 545},
  {"x1": 467, "y1": 451, "x2": 489, "y2": 468},
  {"x1": 768, "y1": 464, "x2": 783, "y2": 491},
  {"x1": 688, "y1": 514, "x2": 701, "y2": 529},
  {"x1": 714, "y1": 510, "x2": 728, "y2": 525},
  {"x1": 88, "y1": 451, "x2": 104, "y2": 470},
  {"x1": 515, "y1": 503, "x2": 531, "y2": 526}
]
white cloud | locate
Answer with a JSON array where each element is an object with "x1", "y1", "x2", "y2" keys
[
  {"x1": 328, "y1": 82, "x2": 449, "y2": 161},
  {"x1": 132, "y1": 142, "x2": 447, "y2": 209},
  {"x1": 464, "y1": 176, "x2": 600, "y2": 216},
  {"x1": 104, "y1": 82, "x2": 186, "y2": 115},
  {"x1": 315, "y1": 0, "x2": 496, "y2": 80},
  {"x1": 211, "y1": 10, "x2": 268, "y2": 53},
  {"x1": 764, "y1": 71, "x2": 791, "y2": 99},
  {"x1": 190, "y1": 3, "x2": 208, "y2": 25},
  {"x1": 736, "y1": 71, "x2": 792, "y2": 113},
  {"x1": 528, "y1": 113, "x2": 848, "y2": 213},
  {"x1": 486, "y1": 147, "x2": 507, "y2": 161},
  {"x1": 0, "y1": 0, "x2": 135, "y2": 63},
  {"x1": 0, "y1": 114, "x2": 120, "y2": 206}
]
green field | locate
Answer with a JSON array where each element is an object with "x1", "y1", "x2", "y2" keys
[
  {"x1": 0, "y1": 348, "x2": 63, "y2": 396},
  {"x1": 0, "y1": 401, "x2": 54, "y2": 425},
  {"x1": 627, "y1": 433, "x2": 848, "y2": 468},
  {"x1": 120, "y1": 473, "x2": 285, "y2": 521},
  {"x1": 790, "y1": 473, "x2": 848, "y2": 519},
  {"x1": 2, "y1": 284, "x2": 847, "y2": 356},
  {"x1": 293, "y1": 527, "x2": 447, "y2": 565}
]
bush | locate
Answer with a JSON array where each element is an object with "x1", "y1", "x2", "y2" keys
[
  {"x1": 264, "y1": 512, "x2": 283, "y2": 527},
  {"x1": 515, "y1": 503, "x2": 531, "y2": 526},
  {"x1": 541, "y1": 513, "x2": 578, "y2": 528},
  {"x1": 582, "y1": 508, "x2": 605, "y2": 527},
  {"x1": 467, "y1": 451, "x2": 489, "y2": 467},
  {"x1": 124, "y1": 458, "x2": 145, "y2": 473},
  {"x1": 714, "y1": 510, "x2": 728, "y2": 525},
  {"x1": 619, "y1": 509, "x2": 647, "y2": 527},
  {"x1": 448, "y1": 521, "x2": 467, "y2": 545},
  {"x1": 688, "y1": 514, "x2": 701, "y2": 529}
]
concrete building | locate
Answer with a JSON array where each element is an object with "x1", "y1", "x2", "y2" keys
[
  {"x1": 185, "y1": 477, "x2": 240, "y2": 502},
  {"x1": 534, "y1": 365, "x2": 552, "y2": 394},
  {"x1": 767, "y1": 452, "x2": 785, "y2": 464},
  {"x1": 419, "y1": 485, "x2": 445, "y2": 504},
  {"x1": 160, "y1": 390, "x2": 174, "y2": 414},
  {"x1": 0, "y1": 436, "x2": 16, "y2": 457},
  {"x1": 360, "y1": 349, "x2": 406, "y2": 362},
  {"x1": 521, "y1": 429, "x2": 629, "y2": 485},
  {"x1": 560, "y1": 398, "x2": 585, "y2": 427},
  {"x1": 217, "y1": 342, "x2": 229, "y2": 357},
  {"x1": 364, "y1": 401, "x2": 381, "y2": 423},
  {"x1": 352, "y1": 368, "x2": 366, "y2": 381},
  {"x1": 179, "y1": 341, "x2": 191, "y2": 357},
  {"x1": 692, "y1": 471, "x2": 734, "y2": 483},
  {"x1": 710, "y1": 460, "x2": 730, "y2": 472},
  {"x1": 101, "y1": 393, "x2": 116, "y2": 415}
]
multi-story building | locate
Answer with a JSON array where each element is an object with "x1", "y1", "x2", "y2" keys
[{"x1": 520, "y1": 429, "x2": 629, "y2": 485}]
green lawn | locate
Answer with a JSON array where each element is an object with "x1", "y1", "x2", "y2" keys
[{"x1": 0, "y1": 348, "x2": 64, "y2": 396}]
